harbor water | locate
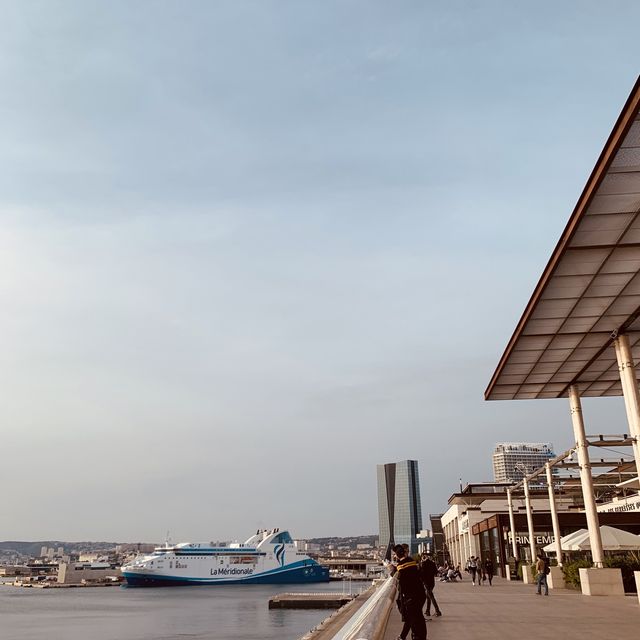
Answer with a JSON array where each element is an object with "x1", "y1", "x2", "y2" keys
[{"x1": 0, "y1": 581, "x2": 362, "y2": 640}]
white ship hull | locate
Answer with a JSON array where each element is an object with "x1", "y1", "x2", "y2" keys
[{"x1": 121, "y1": 529, "x2": 328, "y2": 587}]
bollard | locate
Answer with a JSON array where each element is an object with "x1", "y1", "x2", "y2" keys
[{"x1": 547, "y1": 567, "x2": 566, "y2": 590}]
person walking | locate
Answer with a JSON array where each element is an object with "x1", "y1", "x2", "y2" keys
[
  {"x1": 419, "y1": 554, "x2": 442, "y2": 619},
  {"x1": 535, "y1": 552, "x2": 549, "y2": 596},
  {"x1": 477, "y1": 556, "x2": 485, "y2": 585},
  {"x1": 484, "y1": 557, "x2": 494, "y2": 586},
  {"x1": 468, "y1": 556, "x2": 478, "y2": 585},
  {"x1": 393, "y1": 544, "x2": 427, "y2": 640}
]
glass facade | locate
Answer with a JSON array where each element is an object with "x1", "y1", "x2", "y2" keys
[{"x1": 377, "y1": 460, "x2": 423, "y2": 555}]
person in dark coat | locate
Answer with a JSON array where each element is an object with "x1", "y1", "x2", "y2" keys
[
  {"x1": 419, "y1": 554, "x2": 442, "y2": 618},
  {"x1": 477, "y1": 556, "x2": 485, "y2": 585},
  {"x1": 393, "y1": 544, "x2": 427, "y2": 640},
  {"x1": 484, "y1": 557, "x2": 494, "y2": 586}
]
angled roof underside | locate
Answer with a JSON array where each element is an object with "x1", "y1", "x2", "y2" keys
[{"x1": 486, "y1": 77, "x2": 640, "y2": 401}]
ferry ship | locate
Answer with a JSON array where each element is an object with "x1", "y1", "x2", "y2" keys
[{"x1": 121, "y1": 529, "x2": 329, "y2": 586}]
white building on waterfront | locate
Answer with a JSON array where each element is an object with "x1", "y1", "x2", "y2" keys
[{"x1": 492, "y1": 442, "x2": 554, "y2": 483}]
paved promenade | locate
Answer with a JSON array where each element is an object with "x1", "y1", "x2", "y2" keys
[{"x1": 383, "y1": 577, "x2": 638, "y2": 640}]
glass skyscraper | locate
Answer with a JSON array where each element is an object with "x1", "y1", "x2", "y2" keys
[{"x1": 377, "y1": 459, "x2": 423, "y2": 557}]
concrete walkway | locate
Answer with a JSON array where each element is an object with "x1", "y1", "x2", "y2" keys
[{"x1": 383, "y1": 577, "x2": 638, "y2": 640}]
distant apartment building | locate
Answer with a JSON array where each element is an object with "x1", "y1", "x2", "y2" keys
[
  {"x1": 40, "y1": 547, "x2": 56, "y2": 560},
  {"x1": 377, "y1": 459, "x2": 423, "y2": 556},
  {"x1": 294, "y1": 540, "x2": 321, "y2": 553},
  {"x1": 429, "y1": 514, "x2": 445, "y2": 563},
  {"x1": 492, "y1": 443, "x2": 554, "y2": 483}
]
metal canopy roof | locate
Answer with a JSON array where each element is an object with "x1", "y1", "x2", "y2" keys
[
  {"x1": 549, "y1": 460, "x2": 637, "y2": 498},
  {"x1": 486, "y1": 77, "x2": 640, "y2": 400}
]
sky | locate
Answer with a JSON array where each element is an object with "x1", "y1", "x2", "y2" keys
[{"x1": 1, "y1": 1, "x2": 640, "y2": 542}]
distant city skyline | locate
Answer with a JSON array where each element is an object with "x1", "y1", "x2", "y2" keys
[{"x1": 1, "y1": 2, "x2": 639, "y2": 539}]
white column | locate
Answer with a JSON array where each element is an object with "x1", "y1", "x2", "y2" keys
[
  {"x1": 507, "y1": 488, "x2": 519, "y2": 560},
  {"x1": 614, "y1": 334, "x2": 640, "y2": 471},
  {"x1": 545, "y1": 462, "x2": 563, "y2": 567},
  {"x1": 523, "y1": 477, "x2": 536, "y2": 563},
  {"x1": 448, "y1": 524, "x2": 456, "y2": 565},
  {"x1": 459, "y1": 522, "x2": 467, "y2": 562},
  {"x1": 569, "y1": 384, "x2": 604, "y2": 568}
]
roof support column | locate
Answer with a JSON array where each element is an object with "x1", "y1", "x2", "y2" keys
[
  {"x1": 568, "y1": 384, "x2": 604, "y2": 568},
  {"x1": 613, "y1": 334, "x2": 640, "y2": 470},
  {"x1": 523, "y1": 477, "x2": 536, "y2": 563},
  {"x1": 506, "y1": 488, "x2": 519, "y2": 560},
  {"x1": 467, "y1": 528, "x2": 476, "y2": 559},
  {"x1": 450, "y1": 527, "x2": 455, "y2": 565},
  {"x1": 545, "y1": 462, "x2": 563, "y2": 567}
]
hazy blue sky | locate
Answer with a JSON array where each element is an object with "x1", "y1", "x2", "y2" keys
[{"x1": 2, "y1": 1, "x2": 639, "y2": 542}]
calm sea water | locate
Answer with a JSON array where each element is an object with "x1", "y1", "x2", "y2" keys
[{"x1": 0, "y1": 581, "x2": 361, "y2": 640}]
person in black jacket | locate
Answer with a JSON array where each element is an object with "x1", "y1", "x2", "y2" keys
[
  {"x1": 484, "y1": 557, "x2": 494, "y2": 586},
  {"x1": 419, "y1": 554, "x2": 442, "y2": 618},
  {"x1": 393, "y1": 544, "x2": 427, "y2": 640}
]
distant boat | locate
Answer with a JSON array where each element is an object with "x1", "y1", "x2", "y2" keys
[{"x1": 121, "y1": 529, "x2": 329, "y2": 586}]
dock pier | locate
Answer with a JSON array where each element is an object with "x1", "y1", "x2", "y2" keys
[{"x1": 269, "y1": 592, "x2": 355, "y2": 609}]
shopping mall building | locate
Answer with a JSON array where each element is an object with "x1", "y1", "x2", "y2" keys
[{"x1": 441, "y1": 481, "x2": 640, "y2": 577}]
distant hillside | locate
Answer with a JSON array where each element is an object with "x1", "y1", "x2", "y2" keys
[
  {"x1": 306, "y1": 535, "x2": 378, "y2": 548},
  {"x1": 1, "y1": 536, "x2": 378, "y2": 557},
  {"x1": 0, "y1": 541, "x2": 122, "y2": 556}
]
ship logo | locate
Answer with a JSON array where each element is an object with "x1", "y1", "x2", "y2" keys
[{"x1": 274, "y1": 544, "x2": 285, "y2": 567}]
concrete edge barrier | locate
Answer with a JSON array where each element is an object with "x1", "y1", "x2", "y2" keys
[
  {"x1": 299, "y1": 586, "x2": 375, "y2": 640},
  {"x1": 330, "y1": 576, "x2": 397, "y2": 640}
]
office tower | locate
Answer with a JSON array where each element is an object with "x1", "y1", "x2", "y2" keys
[
  {"x1": 377, "y1": 460, "x2": 423, "y2": 556},
  {"x1": 492, "y1": 442, "x2": 554, "y2": 483}
]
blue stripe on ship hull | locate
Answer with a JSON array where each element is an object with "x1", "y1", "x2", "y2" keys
[{"x1": 122, "y1": 564, "x2": 330, "y2": 587}]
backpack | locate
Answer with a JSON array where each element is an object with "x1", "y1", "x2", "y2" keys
[{"x1": 543, "y1": 558, "x2": 550, "y2": 575}]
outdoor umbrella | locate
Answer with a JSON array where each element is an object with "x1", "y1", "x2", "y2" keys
[
  {"x1": 542, "y1": 528, "x2": 588, "y2": 554},
  {"x1": 568, "y1": 525, "x2": 640, "y2": 551}
]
